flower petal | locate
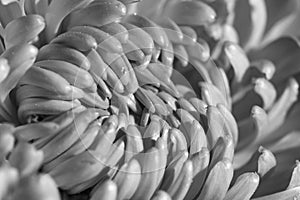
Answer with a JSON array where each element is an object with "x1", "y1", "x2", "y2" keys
[
  {"x1": 90, "y1": 179, "x2": 118, "y2": 200},
  {"x1": 184, "y1": 148, "x2": 210, "y2": 200},
  {"x1": 0, "y1": 58, "x2": 10, "y2": 83},
  {"x1": 224, "y1": 172, "x2": 259, "y2": 200},
  {"x1": 168, "y1": 160, "x2": 193, "y2": 200},
  {"x1": 224, "y1": 41, "x2": 250, "y2": 82},
  {"x1": 0, "y1": 1, "x2": 23, "y2": 27},
  {"x1": 234, "y1": 146, "x2": 276, "y2": 178},
  {"x1": 163, "y1": 1, "x2": 216, "y2": 26},
  {"x1": 4, "y1": 14, "x2": 45, "y2": 48},
  {"x1": 210, "y1": 135, "x2": 234, "y2": 170},
  {"x1": 261, "y1": 0, "x2": 300, "y2": 45},
  {"x1": 253, "y1": 78, "x2": 276, "y2": 110},
  {"x1": 197, "y1": 159, "x2": 233, "y2": 200},
  {"x1": 44, "y1": 0, "x2": 93, "y2": 41}
]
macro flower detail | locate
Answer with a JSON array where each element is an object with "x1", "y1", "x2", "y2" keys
[{"x1": 0, "y1": 0, "x2": 300, "y2": 200}]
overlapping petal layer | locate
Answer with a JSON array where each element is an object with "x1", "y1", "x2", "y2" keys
[{"x1": 0, "y1": 0, "x2": 299, "y2": 200}]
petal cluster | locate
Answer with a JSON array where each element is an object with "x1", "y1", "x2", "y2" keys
[{"x1": 0, "y1": 0, "x2": 299, "y2": 200}]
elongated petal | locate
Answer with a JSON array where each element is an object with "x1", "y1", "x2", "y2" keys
[
  {"x1": 224, "y1": 172, "x2": 259, "y2": 200},
  {"x1": 0, "y1": 1, "x2": 23, "y2": 27},
  {"x1": 4, "y1": 14, "x2": 45, "y2": 48},
  {"x1": 253, "y1": 78, "x2": 276, "y2": 110},
  {"x1": 161, "y1": 151, "x2": 188, "y2": 191},
  {"x1": 0, "y1": 58, "x2": 10, "y2": 83},
  {"x1": 208, "y1": 61, "x2": 231, "y2": 108},
  {"x1": 44, "y1": 0, "x2": 93, "y2": 41},
  {"x1": 234, "y1": 146, "x2": 276, "y2": 179},
  {"x1": 262, "y1": 0, "x2": 300, "y2": 45},
  {"x1": 113, "y1": 159, "x2": 141, "y2": 200},
  {"x1": 197, "y1": 159, "x2": 233, "y2": 200},
  {"x1": 90, "y1": 179, "x2": 117, "y2": 200},
  {"x1": 184, "y1": 148, "x2": 210, "y2": 200},
  {"x1": 189, "y1": 120, "x2": 207, "y2": 154},
  {"x1": 244, "y1": 0, "x2": 267, "y2": 50},
  {"x1": 266, "y1": 78, "x2": 298, "y2": 135},
  {"x1": 206, "y1": 106, "x2": 228, "y2": 149},
  {"x1": 224, "y1": 41, "x2": 249, "y2": 82},
  {"x1": 163, "y1": 1, "x2": 216, "y2": 26},
  {"x1": 131, "y1": 147, "x2": 165, "y2": 200},
  {"x1": 151, "y1": 190, "x2": 171, "y2": 200},
  {"x1": 168, "y1": 160, "x2": 193, "y2": 200},
  {"x1": 200, "y1": 82, "x2": 228, "y2": 109},
  {"x1": 0, "y1": 44, "x2": 38, "y2": 103},
  {"x1": 217, "y1": 104, "x2": 238, "y2": 146},
  {"x1": 267, "y1": 131, "x2": 300, "y2": 153},
  {"x1": 210, "y1": 135, "x2": 234, "y2": 170}
]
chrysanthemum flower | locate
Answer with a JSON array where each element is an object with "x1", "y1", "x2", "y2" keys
[
  {"x1": 134, "y1": 0, "x2": 300, "y2": 198},
  {"x1": 0, "y1": 0, "x2": 299, "y2": 200}
]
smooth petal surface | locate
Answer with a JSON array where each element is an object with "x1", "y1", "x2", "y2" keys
[
  {"x1": 197, "y1": 159, "x2": 233, "y2": 200},
  {"x1": 4, "y1": 14, "x2": 45, "y2": 48},
  {"x1": 163, "y1": 1, "x2": 216, "y2": 26},
  {"x1": 224, "y1": 172, "x2": 259, "y2": 200},
  {"x1": 0, "y1": 58, "x2": 10, "y2": 83}
]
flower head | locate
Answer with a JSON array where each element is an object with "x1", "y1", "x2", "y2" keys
[{"x1": 0, "y1": 0, "x2": 299, "y2": 200}]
